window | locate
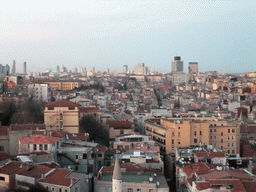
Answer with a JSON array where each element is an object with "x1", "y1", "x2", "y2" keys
[
  {"x1": 221, "y1": 146, "x2": 223, "y2": 149},
  {"x1": 228, "y1": 143, "x2": 230, "y2": 147},
  {"x1": 172, "y1": 140, "x2": 174, "y2": 144},
  {"x1": 33, "y1": 144, "x2": 37, "y2": 151},
  {"x1": 178, "y1": 139, "x2": 181, "y2": 145},
  {"x1": 172, "y1": 132, "x2": 175, "y2": 136},
  {"x1": 232, "y1": 136, "x2": 234, "y2": 140},
  {"x1": 39, "y1": 144, "x2": 43, "y2": 150},
  {"x1": 0, "y1": 176, "x2": 5, "y2": 181},
  {"x1": 83, "y1": 153, "x2": 87, "y2": 159},
  {"x1": 228, "y1": 129, "x2": 230, "y2": 133},
  {"x1": 214, "y1": 136, "x2": 216, "y2": 139},
  {"x1": 194, "y1": 131, "x2": 197, "y2": 136},
  {"x1": 221, "y1": 132, "x2": 223, "y2": 136},
  {"x1": 98, "y1": 154, "x2": 102, "y2": 158},
  {"x1": 228, "y1": 150, "x2": 230, "y2": 154},
  {"x1": 214, "y1": 129, "x2": 216, "y2": 132},
  {"x1": 76, "y1": 155, "x2": 79, "y2": 160},
  {"x1": 210, "y1": 136, "x2": 212, "y2": 139},
  {"x1": 127, "y1": 188, "x2": 133, "y2": 192},
  {"x1": 232, "y1": 129, "x2": 235, "y2": 133},
  {"x1": 200, "y1": 131, "x2": 202, "y2": 136},
  {"x1": 0, "y1": 146, "x2": 4, "y2": 151},
  {"x1": 232, "y1": 150, "x2": 235, "y2": 154},
  {"x1": 194, "y1": 139, "x2": 198, "y2": 143},
  {"x1": 48, "y1": 107, "x2": 54, "y2": 110},
  {"x1": 178, "y1": 132, "x2": 181, "y2": 137},
  {"x1": 232, "y1": 143, "x2": 234, "y2": 147},
  {"x1": 52, "y1": 187, "x2": 55, "y2": 191},
  {"x1": 221, "y1": 139, "x2": 223, "y2": 143},
  {"x1": 149, "y1": 190, "x2": 153, "y2": 192},
  {"x1": 228, "y1": 136, "x2": 230, "y2": 140},
  {"x1": 59, "y1": 189, "x2": 62, "y2": 192},
  {"x1": 44, "y1": 144, "x2": 48, "y2": 150},
  {"x1": 137, "y1": 189, "x2": 141, "y2": 192},
  {"x1": 69, "y1": 107, "x2": 75, "y2": 110},
  {"x1": 178, "y1": 127, "x2": 180, "y2": 129},
  {"x1": 210, "y1": 129, "x2": 212, "y2": 132}
]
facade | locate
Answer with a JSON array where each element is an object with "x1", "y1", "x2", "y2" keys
[
  {"x1": 171, "y1": 56, "x2": 183, "y2": 72},
  {"x1": 44, "y1": 100, "x2": 80, "y2": 133},
  {"x1": 28, "y1": 83, "x2": 52, "y2": 102},
  {"x1": 23, "y1": 62, "x2": 27, "y2": 74},
  {"x1": 145, "y1": 118, "x2": 240, "y2": 155},
  {"x1": 108, "y1": 120, "x2": 135, "y2": 140},
  {"x1": 134, "y1": 63, "x2": 149, "y2": 75},
  {"x1": 19, "y1": 134, "x2": 61, "y2": 154},
  {"x1": 188, "y1": 62, "x2": 198, "y2": 74},
  {"x1": 12, "y1": 60, "x2": 16, "y2": 74},
  {"x1": 39, "y1": 80, "x2": 84, "y2": 91}
]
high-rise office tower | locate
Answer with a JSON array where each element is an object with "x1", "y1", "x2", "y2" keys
[
  {"x1": 134, "y1": 63, "x2": 149, "y2": 75},
  {"x1": 23, "y1": 62, "x2": 27, "y2": 74},
  {"x1": 123, "y1": 65, "x2": 128, "y2": 74},
  {"x1": 171, "y1": 56, "x2": 183, "y2": 72},
  {"x1": 0, "y1": 64, "x2": 3, "y2": 74},
  {"x1": 57, "y1": 65, "x2": 60, "y2": 73},
  {"x1": 106, "y1": 68, "x2": 109, "y2": 73},
  {"x1": 74, "y1": 68, "x2": 78, "y2": 73},
  {"x1": 93, "y1": 67, "x2": 95, "y2": 73},
  {"x1": 188, "y1": 62, "x2": 198, "y2": 74},
  {"x1": 12, "y1": 60, "x2": 16, "y2": 74}
]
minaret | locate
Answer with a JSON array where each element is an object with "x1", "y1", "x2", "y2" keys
[{"x1": 112, "y1": 155, "x2": 122, "y2": 192}]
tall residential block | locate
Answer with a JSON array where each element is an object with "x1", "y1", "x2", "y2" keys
[
  {"x1": 188, "y1": 62, "x2": 198, "y2": 74},
  {"x1": 171, "y1": 56, "x2": 183, "y2": 72},
  {"x1": 123, "y1": 65, "x2": 128, "y2": 74},
  {"x1": 23, "y1": 62, "x2": 27, "y2": 74},
  {"x1": 12, "y1": 60, "x2": 16, "y2": 74}
]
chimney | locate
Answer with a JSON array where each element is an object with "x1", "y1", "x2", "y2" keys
[{"x1": 41, "y1": 173, "x2": 44, "y2": 179}]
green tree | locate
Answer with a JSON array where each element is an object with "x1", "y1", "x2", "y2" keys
[
  {"x1": 79, "y1": 115, "x2": 109, "y2": 147},
  {"x1": 1, "y1": 101, "x2": 17, "y2": 126}
]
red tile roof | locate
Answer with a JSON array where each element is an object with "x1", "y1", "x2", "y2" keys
[
  {"x1": 242, "y1": 181, "x2": 256, "y2": 192},
  {"x1": 183, "y1": 162, "x2": 211, "y2": 175},
  {"x1": 45, "y1": 100, "x2": 79, "y2": 108},
  {"x1": 195, "y1": 152, "x2": 226, "y2": 158},
  {"x1": 0, "y1": 152, "x2": 13, "y2": 161},
  {"x1": 0, "y1": 126, "x2": 9, "y2": 136},
  {"x1": 19, "y1": 134, "x2": 61, "y2": 144},
  {"x1": 39, "y1": 168, "x2": 76, "y2": 187},
  {"x1": 108, "y1": 120, "x2": 133, "y2": 128},
  {"x1": 0, "y1": 161, "x2": 26, "y2": 175},
  {"x1": 196, "y1": 179, "x2": 246, "y2": 192},
  {"x1": 201, "y1": 169, "x2": 254, "y2": 181},
  {"x1": 97, "y1": 144, "x2": 108, "y2": 153},
  {"x1": 20, "y1": 164, "x2": 53, "y2": 178}
]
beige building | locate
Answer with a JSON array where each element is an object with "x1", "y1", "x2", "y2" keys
[
  {"x1": 44, "y1": 100, "x2": 80, "y2": 133},
  {"x1": 145, "y1": 118, "x2": 240, "y2": 155},
  {"x1": 38, "y1": 80, "x2": 84, "y2": 91}
]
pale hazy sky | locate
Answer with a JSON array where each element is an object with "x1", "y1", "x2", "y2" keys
[{"x1": 0, "y1": 0, "x2": 255, "y2": 73}]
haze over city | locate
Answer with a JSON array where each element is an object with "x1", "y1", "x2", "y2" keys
[{"x1": 1, "y1": 0, "x2": 255, "y2": 73}]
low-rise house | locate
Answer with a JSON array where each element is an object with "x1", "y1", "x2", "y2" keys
[{"x1": 19, "y1": 134, "x2": 61, "y2": 154}]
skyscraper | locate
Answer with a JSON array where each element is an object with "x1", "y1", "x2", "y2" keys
[
  {"x1": 188, "y1": 62, "x2": 198, "y2": 74},
  {"x1": 23, "y1": 62, "x2": 27, "y2": 74},
  {"x1": 123, "y1": 65, "x2": 128, "y2": 74},
  {"x1": 171, "y1": 56, "x2": 183, "y2": 72},
  {"x1": 4, "y1": 64, "x2": 10, "y2": 74},
  {"x1": 12, "y1": 60, "x2": 16, "y2": 74},
  {"x1": 57, "y1": 65, "x2": 60, "y2": 73},
  {"x1": 134, "y1": 63, "x2": 149, "y2": 75}
]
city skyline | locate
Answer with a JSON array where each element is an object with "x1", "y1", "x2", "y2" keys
[{"x1": 1, "y1": 0, "x2": 255, "y2": 73}]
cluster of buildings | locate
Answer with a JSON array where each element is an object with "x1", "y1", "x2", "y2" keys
[{"x1": 0, "y1": 57, "x2": 256, "y2": 191}]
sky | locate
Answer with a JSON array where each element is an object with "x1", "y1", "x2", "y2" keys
[{"x1": 0, "y1": 0, "x2": 255, "y2": 73}]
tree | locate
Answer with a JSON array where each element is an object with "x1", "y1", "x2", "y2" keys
[
  {"x1": 1, "y1": 101, "x2": 17, "y2": 126},
  {"x1": 79, "y1": 115, "x2": 109, "y2": 147},
  {"x1": 10, "y1": 100, "x2": 44, "y2": 124}
]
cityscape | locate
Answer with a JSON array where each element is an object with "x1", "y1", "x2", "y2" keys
[{"x1": 1, "y1": 0, "x2": 256, "y2": 192}]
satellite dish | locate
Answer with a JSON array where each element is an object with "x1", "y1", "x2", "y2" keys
[
  {"x1": 149, "y1": 177, "x2": 153, "y2": 182},
  {"x1": 156, "y1": 181, "x2": 160, "y2": 186}
]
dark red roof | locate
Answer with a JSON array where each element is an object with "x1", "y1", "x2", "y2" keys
[
  {"x1": 20, "y1": 164, "x2": 53, "y2": 178},
  {"x1": 242, "y1": 181, "x2": 256, "y2": 192},
  {"x1": 183, "y1": 162, "x2": 211, "y2": 175},
  {"x1": 19, "y1": 134, "x2": 61, "y2": 144},
  {"x1": 45, "y1": 100, "x2": 79, "y2": 108},
  {"x1": 108, "y1": 120, "x2": 133, "y2": 128},
  {"x1": 195, "y1": 152, "x2": 226, "y2": 158},
  {"x1": 0, "y1": 126, "x2": 9, "y2": 136},
  {"x1": 39, "y1": 168, "x2": 75, "y2": 187},
  {"x1": 0, "y1": 152, "x2": 13, "y2": 161},
  {"x1": 196, "y1": 179, "x2": 246, "y2": 192}
]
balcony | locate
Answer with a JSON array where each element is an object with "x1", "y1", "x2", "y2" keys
[{"x1": 152, "y1": 131, "x2": 166, "y2": 138}]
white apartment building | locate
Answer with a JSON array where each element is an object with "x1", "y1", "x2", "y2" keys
[{"x1": 28, "y1": 83, "x2": 52, "y2": 102}]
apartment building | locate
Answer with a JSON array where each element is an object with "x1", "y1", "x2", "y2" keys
[
  {"x1": 44, "y1": 100, "x2": 80, "y2": 133},
  {"x1": 145, "y1": 118, "x2": 240, "y2": 155},
  {"x1": 28, "y1": 83, "x2": 52, "y2": 102}
]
